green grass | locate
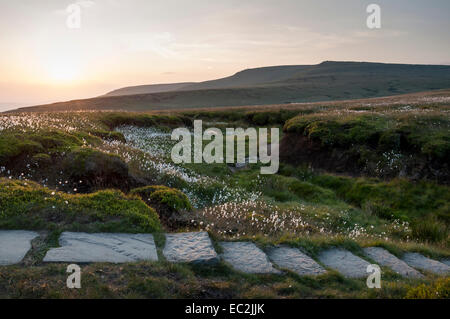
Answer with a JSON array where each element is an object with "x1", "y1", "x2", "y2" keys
[
  {"x1": 0, "y1": 179, "x2": 161, "y2": 233},
  {"x1": 405, "y1": 277, "x2": 450, "y2": 298},
  {"x1": 309, "y1": 174, "x2": 449, "y2": 223}
]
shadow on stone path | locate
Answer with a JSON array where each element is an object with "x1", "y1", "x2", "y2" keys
[
  {"x1": 1, "y1": 230, "x2": 449, "y2": 280},
  {"x1": 363, "y1": 247, "x2": 423, "y2": 278}
]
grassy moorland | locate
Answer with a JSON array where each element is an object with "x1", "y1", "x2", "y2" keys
[
  {"x1": 12, "y1": 62, "x2": 450, "y2": 112},
  {"x1": 0, "y1": 90, "x2": 449, "y2": 298}
]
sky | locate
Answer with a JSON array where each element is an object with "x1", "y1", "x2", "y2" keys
[{"x1": 0, "y1": 0, "x2": 449, "y2": 111}]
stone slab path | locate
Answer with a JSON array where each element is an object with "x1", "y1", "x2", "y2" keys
[
  {"x1": 43, "y1": 232, "x2": 158, "y2": 263},
  {"x1": 163, "y1": 232, "x2": 218, "y2": 264},
  {"x1": 318, "y1": 248, "x2": 371, "y2": 278},
  {"x1": 220, "y1": 242, "x2": 280, "y2": 274},
  {"x1": 402, "y1": 253, "x2": 450, "y2": 275},
  {"x1": 267, "y1": 246, "x2": 326, "y2": 276},
  {"x1": 363, "y1": 247, "x2": 423, "y2": 278},
  {"x1": 1, "y1": 230, "x2": 450, "y2": 281},
  {"x1": 0, "y1": 230, "x2": 39, "y2": 265}
]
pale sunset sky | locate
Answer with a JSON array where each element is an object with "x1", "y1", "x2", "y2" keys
[{"x1": 0, "y1": 0, "x2": 449, "y2": 110}]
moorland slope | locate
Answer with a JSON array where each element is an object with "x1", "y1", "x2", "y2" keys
[{"x1": 13, "y1": 61, "x2": 450, "y2": 112}]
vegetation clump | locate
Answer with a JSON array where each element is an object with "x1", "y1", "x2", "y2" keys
[
  {"x1": 63, "y1": 147, "x2": 130, "y2": 191},
  {"x1": 282, "y1": 113, "x2": 450, "y2": 181},
  {"x1": 0, "y1": 178, "x2": 161, "y2": 233},
  {"x1": 130, "y1": 185, "x2": 192, "y2": 229},
  {"x1": 406, "y1": 277, "x2": 450, "y2": 299},
  {"x1": 0, "y1": 130, "x2": 85, "y2": 166}
]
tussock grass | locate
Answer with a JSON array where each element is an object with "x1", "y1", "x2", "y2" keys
[{"x1": 0, "y1": 178, "x2": 161, "y2": 233}]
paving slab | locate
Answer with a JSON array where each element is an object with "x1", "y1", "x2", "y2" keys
[
  {"x1": 220, "y1": 241, "x2": 280, "y2": 274},
  {"x1": 363, "y1": 247, "x2": 423, "y2": 278},
  {"x1": 402, "y1": 253, "x2": 450, "y2": 275},
  {"x1": 163, "y1": 232, "x2": 218, "y2": 264},
  {"x1": 43, "y1": 232, "x2": 158, "y2": 263},
  {"x1": 0, "y1": 230, "x2": 39, "y2": 265},
  {"x1": 318, "y1": 248, "x2": 371, "y2": 278},
  {"x1": 267, "y1": 246, "x2": 326, "y2": 276}
]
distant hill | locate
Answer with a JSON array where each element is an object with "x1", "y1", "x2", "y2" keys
[
  {"x1": 179, "y1": 65, "x2": 313, "y2": 91},
  {"x1": 13, "y1": 61, "x2": 450, "y2": 112},
  {"x1": 104, "y1": 82, "x2": 196, "y2": 97}
]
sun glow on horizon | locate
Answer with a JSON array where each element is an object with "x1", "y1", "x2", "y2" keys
[{"x1": 47, "y1": 59, "x2": 81, "y2": 84}]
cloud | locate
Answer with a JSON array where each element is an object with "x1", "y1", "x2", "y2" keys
[{"x1": 121, "y1": 32, "x2": 178, "y2": 58}]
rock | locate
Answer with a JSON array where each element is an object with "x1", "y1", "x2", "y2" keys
[
  {"x1": 0, "y1": 230, "x2": 39, "y2": 266},
  {"x1": 267, "y1": 246, "x2": 326, "y2": 276},
  {"x1": 163, "y1": 232, "x2": 218, "y2": 264},
  {"x1": 363, "y1": 247, "x2": 423, "y2": 278},
  {"x1": 43, "y1": 232, "x2": 158, "y2": 263},
  {"x1": 220, "y1": 241, "x2": 280, "y2": 274},
  {"x1": 227, "y1": 157, "x2": 257, "y2": 172},
  {"x1": 318, "y1": 248, "x2": 371, "y2": 278},
  {"x1": 402, "y1": 253, "x2": 450, "y2": 275}
]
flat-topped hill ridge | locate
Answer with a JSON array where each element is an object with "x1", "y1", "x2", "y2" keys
[{"x1": 12, "y1": 61, "x2": 450, "y2": 113}]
